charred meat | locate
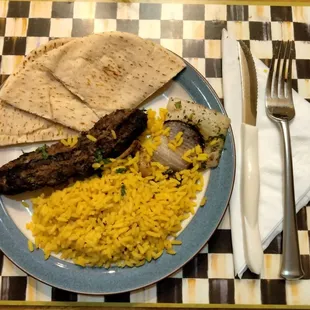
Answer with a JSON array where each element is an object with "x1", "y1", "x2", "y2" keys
[{"x1": 0, "y1": 109, "x2": 147, "y2": 195}]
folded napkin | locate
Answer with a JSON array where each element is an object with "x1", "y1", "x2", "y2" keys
[{"x1": 222, "y1": 29, "x2": 310, "y2": 278}]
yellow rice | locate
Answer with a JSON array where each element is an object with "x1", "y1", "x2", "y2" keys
[
  {"x1": 86, "y1": 134, "x2": 97, "y2": 142},
  {"x1": 26, "y1": 108, "x2": 206, "y2": 268}
]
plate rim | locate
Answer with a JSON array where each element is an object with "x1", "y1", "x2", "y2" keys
[{"x1": 0, "y1": 59, "x2": 236, "y2": 295}]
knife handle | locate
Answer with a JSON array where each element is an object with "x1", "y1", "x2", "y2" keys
[{"x1": 241, "y1": 123, "x2": 263, "y2": 275}]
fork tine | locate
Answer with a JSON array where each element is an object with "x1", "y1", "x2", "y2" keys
[
  {"x1": 279, "y1": 41, "x2": 288, "y2": 98},
  {"x1": 274, "y1": 41, "x2": 283, "y2": 98},
  {"x1": 286, "y1": 41, "x2": 293, "y2": 99},
  {"x1": 266, "y1": 51, "x2": 276, "y2": 99}
]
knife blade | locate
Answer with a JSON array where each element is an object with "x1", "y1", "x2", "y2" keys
[{"x1": 238, "y1": 41, "x2": 263, "y2": 274}]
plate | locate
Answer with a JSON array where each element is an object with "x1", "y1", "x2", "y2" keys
[{"x1": 0, "y1": 59, "x2": 235, "y2": 294}]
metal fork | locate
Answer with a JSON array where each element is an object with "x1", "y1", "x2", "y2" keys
[{"x1": 266, "y1": 41, "x2": 304, "y2": 280}]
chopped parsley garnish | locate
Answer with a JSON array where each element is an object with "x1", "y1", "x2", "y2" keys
[
  {"x1": 94, "y1": 149, "x2": 103, "y2": 163},
  {"x1": 102, "y1": 158, "x2": 112, "y2": 164},
  {"x1": 36, "y1": 144, "x2": 48, "y2": 159},
  {"x1": 163, "y1": 168, "x2": 174, "y2": 175},
  {"x1": 116, "y1": 168, "x2": 127, "y2": 174},
  {"x1": 120, "y1": 184, "x2": 126, "y2": 197},
  {"x1": 174, "y1": 101, "x2": 182, "y2": 109}
]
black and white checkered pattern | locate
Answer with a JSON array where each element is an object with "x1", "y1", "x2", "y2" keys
[{"x1": 0, "y1": 1, "x2": 310, "y2": 305}]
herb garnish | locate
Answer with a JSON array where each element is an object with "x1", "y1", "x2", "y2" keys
[
  {"x1": 163, "y1": 168, "x2": 174, "y2": 175},
  {"x1": 174, "y1": 101, "x2": 182, "y2": 109},
  {"x1": 36, "y1": 144, "x2": 48, "y2": 159},
  {"x1": 94, "y1": 149, "x2": 103, "y2": 163},
  {"x1": 120, "y1": 184, "x2": 126, "y2": 197},
  {"x1": 102, "y1": 158, "x2": 112, "y2": 164},
  {"x1": 116, "y1": 168, "x2": 127, "y2": 174}
]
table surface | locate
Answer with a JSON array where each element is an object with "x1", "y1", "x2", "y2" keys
[{"x1": 1, "y1": 0, "x2": 310, "y2": 307}]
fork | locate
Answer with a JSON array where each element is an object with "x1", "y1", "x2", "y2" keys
[{"x1": 266, "y1": 41, "x2": 304, "y2": 280}]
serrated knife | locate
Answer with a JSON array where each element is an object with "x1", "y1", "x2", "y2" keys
[{"x1": 238, "y1": 41, "x2": 263, "y2": 274}]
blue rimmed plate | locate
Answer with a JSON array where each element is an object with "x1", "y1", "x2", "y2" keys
[{"x1": 0, "y1": 59, "x2": 235, "y2": 294}]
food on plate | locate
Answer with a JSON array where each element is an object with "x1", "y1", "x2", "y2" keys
[
  {"x1": 149, "y1": 97, "x2": 231, "y2": 171},
  {"x1": 0, "y1": 100, "x2": 77, "y2": 146},
  {"x1": 152, "y1": 120, "x2": 205, "y2": 171},
  {"x1": 0, "y1": 32, "x2": 185, "y2": 132},
  {"x1": 26, "y1": 109, "x2": 204, "y2": 267},
  {"x1": 0, "y1": 109, "x2": 147, "y2": 195}
]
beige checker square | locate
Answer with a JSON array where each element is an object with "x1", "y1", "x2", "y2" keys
[
  {"x1": 160, "y1": 39, "x2": 182, "y2": 57},
  {"x1": 26, "y1": 277, "x2": 52, "y2": 302},
  {"x1": 271, "y1": 22, "x2": 294, "y2": 41},
  {"x1": 227, "y1": 21, "x2": 250, "y2": 40},
  {"x1": 250, "y1": 40, "x2": 273, "y2": 59},
  {"x1": 298, "y1": 79, "x2": 310, "y2": 99},
  {"x1": 130, "y1": 285, "x2": 157, "y2": 303},
  {"x1": 161, "y1": 4, "x2": 183, "y2": 20},
  {"x1": 182, "y1": 279, "x2": 209, "y2": 304},
  {"x1": 218, "y1": 209, "x2": 231, "y2": 230},
  {"x1": 307, "y1": 206, "x2": 310, "y2": 230},
  {"x1": 2, "y1": 256, "x2": 27, "y2": 276},
  {"x1": 183, "y1": 21, "x2": 205, "y2": 40},
  {"x1": 73, "y1": 2, "x2": 96, "y2": 19},
  {"x1": 25, "y1": 37, "x2": 49, "y2": 55},
  {"x1": 94, "y1": 19, "x2": 116, "y2": 33},
  {"x1": 234, "y1": 280, "x2": 261, "y2": 304},
  {"x1": 50, "y1": 18, "x2": 73, "y2": 38},
  {"x1": 138, "y1": 20, "x2": 160, "y2": 39},
  {"x1": 117, "y1": 3, "x2": 140, "y2": 20},
  {"x1": 248, "y1": 6, "x2": 271, "y2": 21},
  {"x1": 0, "y1": 1, "x2": 8, "y2": 18},
  {"x1": 205, "y1": 40, "x2": 221, "y2": 59},
  {"x1": 206, "y1": 77, "x2": 223, "y2": 99},
  {"x1": 298, "y1": 231, "x2": 310, "y2": 255},
  {"x1": 29, "y1": 2, "x2": 52, "y2": 18},
  {"x1": 208, "y1": 253, "x2": 234, "y2": 279},
  {"x1": 292, "y1": 7, "x2": 310, "y2": 23},
  {"x1": 5, "y1": 18, "x2": 28, "y2": 37},
  {"x1": 286, "y1": 281, "x2": 310, "y2": 305},
  {"x1": 77, "y1": 295, "x2": 105, "y2": 302},
  {"x1": 261, "y1": 254, "x2": 281, "y2": 279},
  {"x1": 184, "y1": 58, "x2": 205, "y2": 77},
  {"x1": 295, "y1": 41, "x2": 310, "y2": 60},
  {"x1": 205, "y1": 4, "x2": 227, "y2": 21},
  {"x1": 0, "y1": 55, "x2": 24, "y2": 75}
]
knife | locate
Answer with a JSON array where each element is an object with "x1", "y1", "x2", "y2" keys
[{"x1": 238, "y1": 41, "x2": 263, "y2": 274}]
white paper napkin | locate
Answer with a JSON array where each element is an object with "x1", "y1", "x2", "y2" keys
[{"x1": 222, "y1": 29, "x2": 310, "y2": 278}]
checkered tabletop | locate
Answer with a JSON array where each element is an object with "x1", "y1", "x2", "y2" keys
[{"x1": 0, "y1": 1, "x2": 310, "y2": 305}]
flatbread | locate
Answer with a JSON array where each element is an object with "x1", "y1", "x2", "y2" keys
[
  {"x1": 0, "y1": 38, "x2": 78, "y2": 146},
  {"x1": 39, "y1": 31, "x2": 186, "y2": 117},
  {"x1": 0, "y1": 39, "x2": 99, "y2": 132}
]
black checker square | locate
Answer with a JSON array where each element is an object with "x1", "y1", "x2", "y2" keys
[
  {"x1": 183, "y1": 254, "x2": 208, "y2": 278},
  {"x1": 160, "y1": 20, "x2": 183, "y2": 39},
  {"x1": 209, "y1": 279, "x2": 234, "y2": 304},
  {"x1": 296, "y1": 59, "x2": 310, "y2": 79},
  {"x1": 249, "y1": 21, "x2": 271, "y2": 41},
  {"x1": 205, "y1": 21, "x2": 227, "y2": 40},
  {"x1": 51, "y1": 287, "x2": 77, "y2": 301},
  {"x1": 272, "y1": 40, "x2": 296, "y2": 59},
  {"x1": 296, "y1": 207, "x2": 308, "y2": 230},
  {"x1": 239, "y1": 268, "x2": 260, "y2": 279},
  {"x1": 105, "y1": 292, "x2": 130, "y2": 302},
  {"x1": 183, "y1": 4, "x2": 205, "y2": 21},
  {"x1": 27, "y1": 18, "x2": 51, "y2": 37},
  {"x1": 7, "y1": 1, "x2": 30, "y2": 18},
  {"x1": 205, "y1": 58, "x2": 222, "y2": 78},
  {"x1": 139, "y1": 3, "x2": 162, "y2": 20},
  {"x1": 1, "y1": 276, "x2": 27, "y2": 300},
  {"x1": 116, "y1": 20, "x2": 139, "y2": 35},
  {"x1": 72, "y1": 19, "x2": 94, "y2": 37},
  {"x1": 264, "y1": 232, "x2": 282, "y2": 254},
  {"x1": 95, "y1": 3, "x2": 117, "y2": 19},
  {"x1": 227, "y1": 5, "x2": 248, "y2": 21},
  {"x1": 0, "y1": 18, "x2": 6, "y2": 37},
  {"x1": 157, "y1": 278, "x2": 182, "y2": 303},
  {"x1": 2, "y1": 37, "x2": 26, "y2": 55},
  {"x1": 270, "y1": 6, "x2": 292, "y2": 22},
  {"x1": 208, "y1": 229, "x2": 233, "y2": 253},
  {"x1": 183, "y1": 39, "x2": 205, "y2": 58},
  {"x1": 261, "y1": 279, "x2": 286, "y2": 304},
  {"x1": 294, "y1": 22, "x2": 310, "y2": 41},
  {"x1": 52, "y1": 2, "x2": 74, "y2": 18}
]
